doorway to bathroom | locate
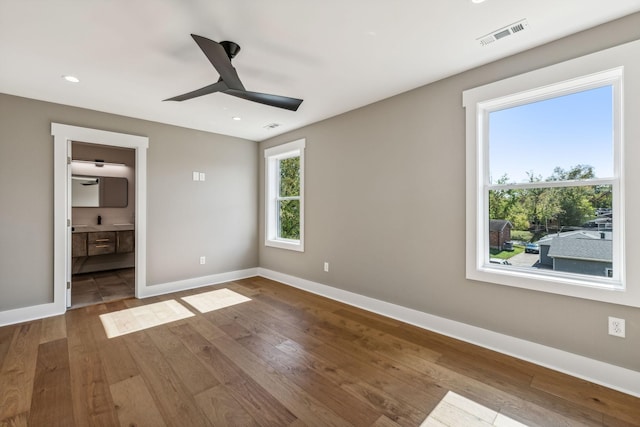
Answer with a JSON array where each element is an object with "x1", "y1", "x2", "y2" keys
[
  {"x1": 70, "y1": 142, "x2": 136, "y2": 308},
  {"x1": 51, "y1": 123, "x2": 148, "y2": 313}
]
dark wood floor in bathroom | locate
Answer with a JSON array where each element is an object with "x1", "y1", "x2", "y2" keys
[{"x1": 71, "y1": 268, "x2": 135, "y2": 309}]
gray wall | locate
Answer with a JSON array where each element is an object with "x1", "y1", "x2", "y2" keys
[
  {"x1": 0, "y1": 94, "x2": 258, "y2": 310},
  {"x1": 259, "y1": 13, "x2": 640, "y2": 372}
]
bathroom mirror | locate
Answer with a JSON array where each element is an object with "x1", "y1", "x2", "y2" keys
[{"x1": 72, "y1": 175, "x2": 128, "y2": 208}]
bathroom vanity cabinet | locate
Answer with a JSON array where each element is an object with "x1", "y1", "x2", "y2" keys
[
  {"x1": 72, "y1": 229, "x2": 134, "y2": 257},
  {"x1": 72, "y1": 225, "x2": 135, "y2": 273}
]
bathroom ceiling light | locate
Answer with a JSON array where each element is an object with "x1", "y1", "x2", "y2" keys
[
  {"x1": 232, "y1": 116, "x2": 242, "y2": 121},
  {"x1": 72, "y1": 159, "x2": 125, "y2": 167},
  {"x1": 62, "y1": 75, "x2": 80, "y2": 83},
  {"x1": 471, "y1": 0, "x2": 486, "y2": 3}
]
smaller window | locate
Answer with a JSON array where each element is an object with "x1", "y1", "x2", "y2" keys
[{"x1": 264, "y1": 139, "x2": 305, "y2": 251}]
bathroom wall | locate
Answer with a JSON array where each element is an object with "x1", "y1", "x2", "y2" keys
[{"x1": 71, "y1": 142, "x2": 136, "y2": 226}]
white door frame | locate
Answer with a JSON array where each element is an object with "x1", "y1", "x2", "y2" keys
[{"x1": 52, "y1": 123, "x2": 148, "y2": 309}]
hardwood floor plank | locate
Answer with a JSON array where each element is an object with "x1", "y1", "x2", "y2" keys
[
  {"x1": 0, "y1": 321, "x2": 41, "y2": 421},
  {"x1": 238, "y1": 333, "x2": 382, "y2": 426},
  {"x1": 28, "y1": 338, "x2": 74, "y2": 427},
  {"x1": 195, "y1": 384, "x2": 260, "y2": 427},
  {"x1": 214, "y1": 302, "x2": 428, "y2": 426},
  {"x1": 211, "y1": 333, "x2": 354, "y2": 427},
  {"x1": 66, "y1": 308, "x2": 120, "y2": 426},
  {"x1": 275, "y1": 338, "x2": 429, "y2": 427},
  {"x1": 122, "y1": 330, "x2": 212, "y2": 427},
  {"x1": 531, "y1": 371, "x2": 640, "y2": 425},
  {"x1": 370, "y1": 414, "x2": 404, "y2": 426},
  {"x1": 145, "y1": 324, "x2": 220, "y2": 395},
  {"x1": 170, "y1": 322, "x2": 299, "y2": 426},
  {"x1": 0, "y1": 324, "x2": 17, "y2": 369},
  {"x1": 39, "y1": 315, "x2": 67, "y2": 344},
  {"x1": 0, "y1": 412, "x2": 28, "y2": 427},
  {"x1": 110, "y1": 375, "x2": 167, "y2": 427},
  {"x1": 87, "y1": 301, "x2": 140, "y2": 385}
]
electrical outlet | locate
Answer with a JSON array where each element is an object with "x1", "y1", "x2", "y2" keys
[
  {"x1": 324, "y1": 262, "x2": 329, "y2": 272},
  {"x1": 608, "y1": 316, "x2": 625, "y2": 338},
  {"x1": 199, "y1": 256, "x2": 206, "y2": 265}
]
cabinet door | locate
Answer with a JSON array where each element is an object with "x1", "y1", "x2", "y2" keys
[
  {"x1": 72, "y1": 233, "x2": 87, "y2": 257},
  {"x1": 117, "y1": 230, "x2": 135, "y2": 253}
]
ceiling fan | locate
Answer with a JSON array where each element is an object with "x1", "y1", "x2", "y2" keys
[{"x1": 164, "y1": 34, "x2": 303, "y2": 112}]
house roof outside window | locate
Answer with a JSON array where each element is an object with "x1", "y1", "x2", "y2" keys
[{"x1": 542, "y1": 231, "x2": 612, "y2": 262}]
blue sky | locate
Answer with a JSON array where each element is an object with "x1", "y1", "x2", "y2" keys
[{"x1": 489, "y1": 85, "x2": 613, "y2": 183}]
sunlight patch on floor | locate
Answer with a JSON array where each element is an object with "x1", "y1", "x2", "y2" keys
[
  {"x1": 99, "y1": 299, "x2": 194, "y2": 338},
  {"x1": 421, "y1": 391, "x2": 529, "y2": 426},
  {"x1": 181, "y1": 288, "x2": 251, "y2": 314}
]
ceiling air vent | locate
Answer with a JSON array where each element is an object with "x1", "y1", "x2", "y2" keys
[
  {"x1": 477, "y1": 19, "x2": 529, "y2": 46},
  {"x1": 263, "y1": 123, "x2": 281, "y2": 130}
]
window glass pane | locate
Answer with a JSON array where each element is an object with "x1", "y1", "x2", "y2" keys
[
  {"x1": 278, "y1": 199, "x2": 300, "y2": 239},
  {"x1": 488, "y1": 185, "x2": 612, "y2": 278},
  {"x1": 489, "y1": 86, "x2": 613, "y2": 184},
  {"x1": 279, "y1": 157, "x2": 300, "y2": 197}
]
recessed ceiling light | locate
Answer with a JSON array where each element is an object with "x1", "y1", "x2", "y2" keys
[
  {"x1": 471, "y1": 0, "x2": 486, "y2": 3},
  {"x1": 232, "y1": 116, "x2": 241, "y2": 121},
  {"x1": 62, "y1": 75, "x2": 80, "y2": 83}
]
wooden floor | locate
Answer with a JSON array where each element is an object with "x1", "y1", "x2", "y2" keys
[
  {"x1": 71, "y1": 268, "x2": 135, "y2": 309},
  {"x1": 1, "y1": 276, "x2": 638, "y2": 426}
]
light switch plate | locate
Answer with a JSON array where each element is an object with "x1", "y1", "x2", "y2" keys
[
  {"x1": 192, "y1": 171, "x2": 199, "y2": 181},
  {"x1": 199, "y1": 172, "x2": 206, "y2": 181}
]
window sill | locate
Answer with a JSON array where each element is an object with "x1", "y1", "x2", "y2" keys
[
  {"x1": 466, "y1": 262, "x2": 631, "y2": 306},
  {"x1": 265, "y1": 238, "x2": 304, "y2": 252}
]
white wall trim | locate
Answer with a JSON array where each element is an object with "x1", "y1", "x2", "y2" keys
[
  {"x1": 0, "y1": 302, "x2": 65, "y2": 327},
  {"x1": 1, "y1": 267, "x2": 258, "y2": 326},
  {"x1": 257, "y1": 268, "x2": 640, "y2": 398},
  {"x1": 139, "y1": 268, "x2": 259, "y2": 298}
]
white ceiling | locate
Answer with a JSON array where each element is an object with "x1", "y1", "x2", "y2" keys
[{"x1": 2, "y1": 1, "x2": 640, "y2": 142}]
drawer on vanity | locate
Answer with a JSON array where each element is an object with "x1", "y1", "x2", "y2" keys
[{"x1": 87, "y1": 231, "x2": 116, "y2": 256}]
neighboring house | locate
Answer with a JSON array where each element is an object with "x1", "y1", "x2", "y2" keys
[
  {"x1": 489, "y1": 219, "x2": 512, "y2": 250},
  {"x1": 538, "y1": 231, "x2": 612, "y2": 277}
]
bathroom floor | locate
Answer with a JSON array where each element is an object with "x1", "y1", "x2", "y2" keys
[{"x1": 71, "y1": 268, "x2": 135, "y2": 309}]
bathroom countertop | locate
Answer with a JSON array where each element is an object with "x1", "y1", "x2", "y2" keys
[{"x1": 72, "y1": 224, "x2": 135, "y2": 233}]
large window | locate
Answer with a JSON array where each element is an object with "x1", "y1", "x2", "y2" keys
[
  {"x1": 463, "y1": 56, "x2": 629, "y2": 304},
  {"x1": 264, "y1": 139, "x2": 305, "y2": 251}
]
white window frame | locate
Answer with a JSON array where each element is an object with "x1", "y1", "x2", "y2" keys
[
  {"x1": 462, "y1": 40, "x2": 640, "y2": 307},
  {"x1": 264, "y1": 139, "x2": 305, "y2": 252}
]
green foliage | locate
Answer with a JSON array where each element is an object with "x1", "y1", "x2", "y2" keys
[
  {"x1": 510, "y1": 230, "x2": 533, "y2": 242},
  {"x1": 278, "y1": 157, "x2": 300, "y2": 239},
  {"x1": 489, "y1": 164, "x2": 610, "y2": 232}
]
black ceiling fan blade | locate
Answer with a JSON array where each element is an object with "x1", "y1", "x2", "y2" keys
[
  {"x1": 164, "y1": 80, "x2": 229, "y2": 102},
  {"x1": 191, "y1": 34, "x2": 245, "y2": 91},
  {"x1": 225, "y1": 89, "x2": 303, "y2": 111}
]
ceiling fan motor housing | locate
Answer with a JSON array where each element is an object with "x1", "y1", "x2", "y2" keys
[{"x1": 220, "y1": 41, "x2": 241, "y2": 59}]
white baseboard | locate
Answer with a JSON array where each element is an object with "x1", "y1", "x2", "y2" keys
[
  {"x1": 257, "y1": 268, "x2": 640, "y2": 398},
  {"x1": 0, "y1": 301, "x2": 66, "y2": 327},
  {"x1": 0, "y1": 268, "x2": 258, "y2": 327},
  {"x1": 139, "y1": 267, "x2": 259, "y2": 298}
]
